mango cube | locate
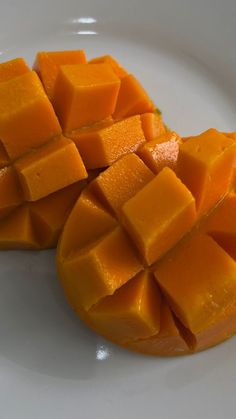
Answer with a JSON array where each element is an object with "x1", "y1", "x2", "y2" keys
[
  {"x1": 122, "y1": 167, "x2": 196, "y2": 265},
  {"x1": 0, "y1": 206, "x2": 38, "y2": 250},
  {"x1": 0, "y1": 167, "x2": 23, "y2": 218},
  {"x1": 14, "y1": 137, "x2": 87, "y2": 201},
  {"x1": 89, "y1": 55, "x2": 128, "y2": 79},
  {"x1": 59, "y1": 189, "x2": 117, "y2": 258},
  {"x1": 62, "y1": 227, "x2": 142, "y2": 310},
  {"x1": 113, "y1": 74, "x2": 154, "y2": 119},
  {"x1": 89, "y1": 271, "x2": 161, "y2": 342},
  {"x1": 0, "y1": 58, "x2": 30, "y2": 83},
  {"x1": 140, "y1": 112, "x2": 166, "y2": 141},
  {"x1": 137, "y1": 131, "x2": 181, "y2": 174},
  {"x1": 0, "y1": 71, "x2": 61, "y2": 159},
  {"x1": 92, "y1": 153, "x2": 154, "y2": 216},
  {"x1": 53, "y1": 63, "x2": 121, "y2": 131},
  {"x1": 155, "y1": 233, "x2": 236, "y2": 334},
  {"x1": 74, "y1": 115, "x2": 146, "y2": 169},
  {"x1": 34, "y1": 50, "x2": 86, "y2": 98},
  {"x1": 177, "y1": 129, "x2": 236, "y2": 215}
]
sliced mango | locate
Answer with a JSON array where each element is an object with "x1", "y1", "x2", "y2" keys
[
  {"x1": 53, "y1": 63, "x2": 120, "y2": 131},
  {"x1": 14, "y1": 137, "x2": 87, "y2": 201},
  {"x1": 177, "y1": 129, "x2": 236, "y2": 215},
  {"x1": 34, "y1": 50, "x2": 86, "y2": 98},
  {"x1": 155, "y1": 233, "x2": 236, "y2": 334},
  {"x1": 0, "y1": 58, "x2": 30, "y2": 83},
  {"x1": 89, "y1": 271, "x2": 161, "y2": 342},
  {"x1": 122, "y1": 167, "x2": 196, "y2": 265},
  {"x1": 0, "y1": 71, "x2": 61, "y2": 159},
  {"x1": 73, "y1": 115, "x2": 146, "y2": 169},
  {"x1": 29, "y1": 181, "x2": 85, "y2": 248},
  {"x1": 137, "y1": 131, "x2": 181, "y2": 174},
  {"x1": 0, "y1": 167, "x2": 24, "y2": 218},
  {"x1": 140, "y1": 112, "x2": 166, "y2": 141},
  {"x1": 0, "y1": 206, "x2": 38, "y2": 250},
  {"x1": 113, "y1": 74, "x2": 154, "y2": 119},
  {"x1": 61, "y1": 226, "x2": 142, "y2": 310},
  {"x1": 89, "y1": 55, "x2": 128, "y2": 79},
  {"x1": 91, "y1": 153, "x2": 154, "y2": 216}
]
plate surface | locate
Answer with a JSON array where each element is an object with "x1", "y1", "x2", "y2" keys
[{"x1": 0, "y1": 1, "x2": 236, "y2": 418}]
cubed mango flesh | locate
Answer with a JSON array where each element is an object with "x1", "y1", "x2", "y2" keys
[
  {"x1": 155, "y1": 233, "x2": 236, "y2": 334},
  {"x1": 140, "y1": 112, "x2": 166, "y2": 141},
  {"x1": 122, "y1": 167, "x2": 196, "y2": 265},
  {"x1": 91, "y1": 153, "x2": 154, "y2": 217},
  {"x1": 73, "y1": 115, "x2": 146, "y2": 169},
  {"x1": 113, "y1": 74, "x2": 154, "y2": 120},
  {"x1": 34, "y1": 50, "x2": 86, "y2": 98},
  {"x1": 52, "y1": 63, "x2": 121, "y2": 131},
  {"x1": 0, "y1": 58, "x2": 30, "y2": 83},
  {"x1": 0, "y1": 71, "x2": 61, "y2": 159},
  {"x1": 57, "y1": 121, "x2": 236, "y2": 355},
  {"x1": 89, "y1": 55, "x2": 128, "y2": 79},
  {"x1": 0, "y1": 167, "x2": 24, "y2": 218},
  {"x1": 137, "y1": 131, "x2": 181, "y2": 174},
  {"x1": 88, "y1": 271, "x2": 161, "y2": 342},
  {"x1": 177, "y1": 129, "x2": 236, "y2": 215},
  {"x1": 14, "y1": 137, "x2": 87, "y2": 201},
  {"x1": 61, "y1": 227, "x2": 142, "y2": 310}
]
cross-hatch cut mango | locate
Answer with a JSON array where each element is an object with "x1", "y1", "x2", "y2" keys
[
  {"x1": 0, "y1": 51, "x2": 162, "y2": 249},
  {"x1": 2, "y1": 51, "x2": 236, "y2": 357},
  {"x1": 57, "y1": 129, "x2": 236, "y2": 356}
]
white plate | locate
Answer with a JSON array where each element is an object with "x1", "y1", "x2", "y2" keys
[{"x1": 0, "y1": 1, "x2": 236, "y2": 418}]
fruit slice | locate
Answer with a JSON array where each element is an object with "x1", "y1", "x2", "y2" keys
[
  {"x1": 177, "y1": 129, "x2": 236, "y2": 215},
  {"x1": 0, "y1": 58, "x2": 30, "y2": 83},
  {"x1": 89, "y1": 55, "x2": 128, "y2": 79},
  {"x1": 73, "y1": 115, "x2": 146, "y2": 169},
  {"x1": 91, "y1": 153, "x2": 154, "y2": 216},
  {"x1": 137, "y1": 131, "x2": 181, "y2": 173},
  {"x1": 61, "y1": 226, "x2": 142, "y2": 310},
  {"x1": 0, "y1": 71, "x2": 61, "y2": 159},
  {"x1": 58, "y1": 188, "x2": 117, "y2": 258},
  {"x1": 34, "y1": 50, "x2": 86, "y2": 98},
  {"x1": 154, "y1": 233, "x2": 236, "y2": 334},
  {"x1": 88, "y1": 271, "x2": 161, "y2": 343},
  {"x1": 140, "y1": 112, "x2": 166, "y2": 141},
  {"x1": 29, "y1": 181, "x2": 85, "y2": 248},
  {"x1": 14, "y1": 137, "x2": 87, "y2": 201},
  {"x1": 53, "y1": 63, "x2": 120, "y2": 131},
  {"x1": 122, "y1": 167, "x2": 196, "y2": 265},
  {"x1": 0, "y1": 206, "x2": 38, "y2": 250},
  {"x1": 113, "y1": 74, "x2": 154, "y2": 119},
  {"x1": 0, "y1": 167, "x2": 24, "y2": 218}
]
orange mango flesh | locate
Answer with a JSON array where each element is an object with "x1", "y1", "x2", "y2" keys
[
  {"x1": 0, "y1": 58, "x2": 94, "y2": 249},
  {"x1": 137, "y1": 131, "x2": 182, "y2": 174},
  {"x1": 0, "y1": 58, "x2": 30, "y2": 83},
  {"x1": 61, "y1": 226, "x2": 142, "y2": 310},
  {"x1": 34, "y1": 50, "x2": 86, "y2": 98},
  {"x1": 113, "y1": 74, "x2": 155, "y2": 120},
  {"x1": 89, "y1": 55, "x2": 128, "y2": 79},
  {"x1": 177, "y1": 129, "x2": 236, "y2": 215},
  {"x1": 52, "y1": 63, "x2": 121, "y2": 132},
  {"x1": 140, "y1": 112, "x2": 166, "y2": 141},
  {"x1": 0, "y1": 167, "x2": 24, "y2": 218},
  {"x1": 91, "y1": 153, "x2": 154, "y2": 217},
  {"x1": 14, "y1": 137, "x2": 87, "y2": 201},
  {"x1": 57, "y1": 126, "x2": 236, "y2": 356},
  {"x1": 0, "y1": 71, "x2": 62, "y2": 160},
  {"x1": 201, "y1": 193, "x2": 236, "y2": 261},
  {"x1": 71, "y1": 115, "x2": 146, "y2": 169},
  {"x1": 121, "y1": 167, "x2": 196, "y2": 265},
  {"x1": 88, "y1": 271, "x2": 161, "y2": 343}
]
